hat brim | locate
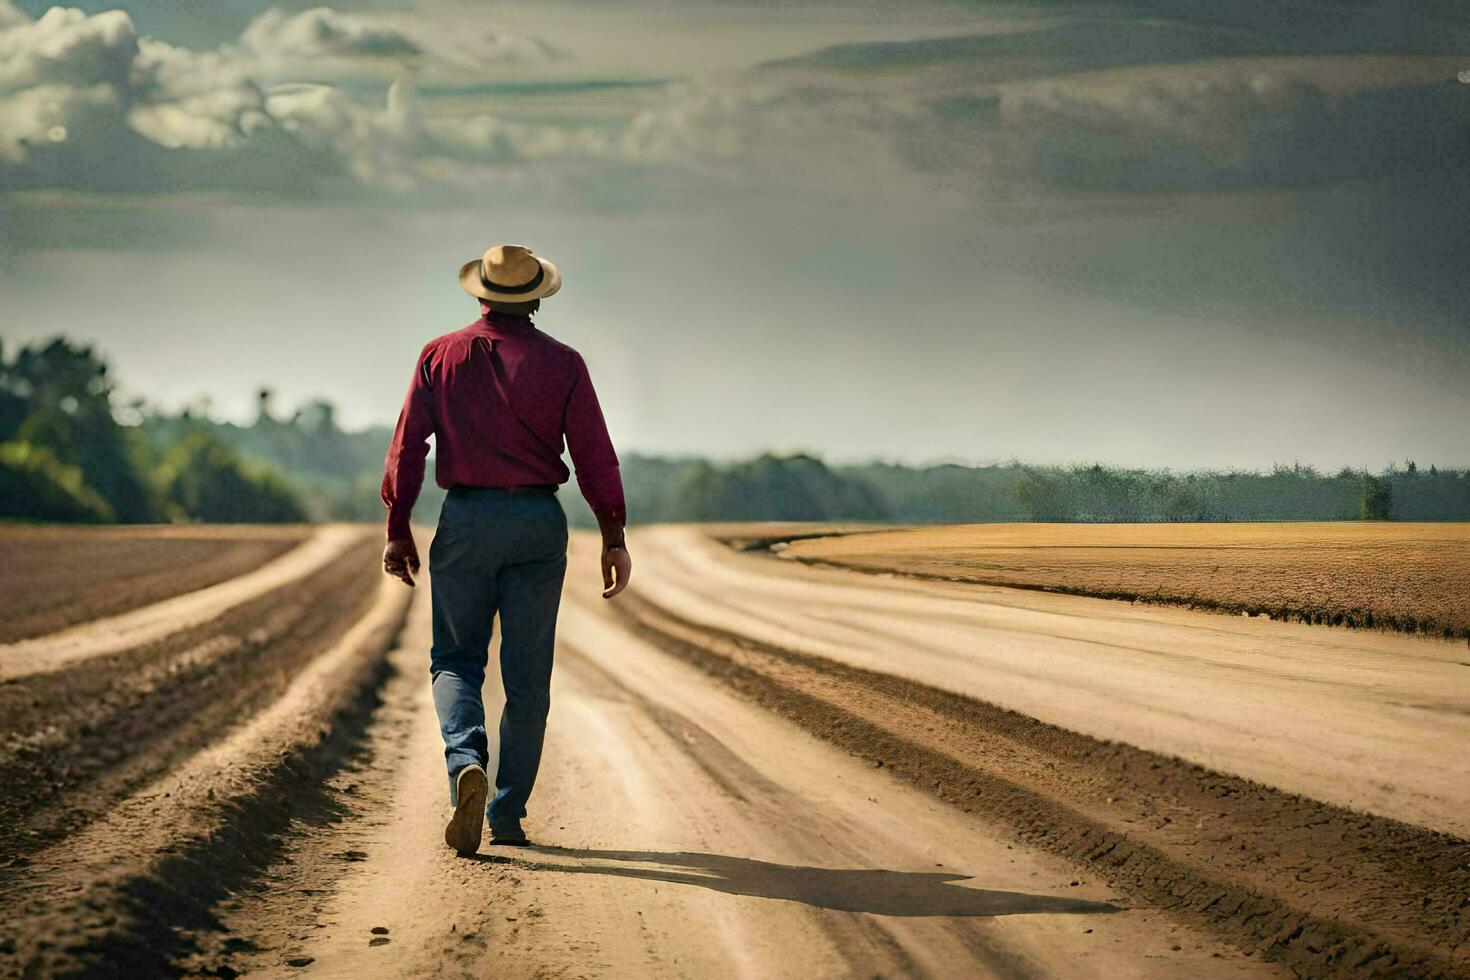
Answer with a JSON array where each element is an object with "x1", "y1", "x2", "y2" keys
[{"x1": 459, "y1": 256, "x2": 562, "y2": 302}]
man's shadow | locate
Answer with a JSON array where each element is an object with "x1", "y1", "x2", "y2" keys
[{"x1": 475, "y1": 847, "x2": 1119, "y2": 918}]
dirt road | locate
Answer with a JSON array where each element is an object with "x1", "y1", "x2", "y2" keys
[
  {"x1": 3, "y1": 524, "x2": 1464, "y2": 978},
  {"x1": 637, "y1": 526, "x2": 1470, "y2": 837},
  {"x1": 180, "y1": 538, "x2": 1277, "y2": 979}
]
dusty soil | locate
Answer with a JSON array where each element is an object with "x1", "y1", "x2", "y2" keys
[
  {"x1": 639, "y1": 526, "x2": 1470, "y2": 838},
  {"x1": 0, "y1": 535, "x2": 384, "y2": 864},
  {"x1": 704, "y1": 521, "x2": 892, "y2": 553},
  {"x1": 2, "y1": 523, "x2": 1464, "y2": 978},
  {"x1": 0, "y1": 527, "x2": 411, "y2": 978},
  {"x1": 614, "y1": 592, "x2": 1468, "y2": 978},
  {"x1": 0, "y1": 524, "x2": 308, "y2": 643},
  {"x1": 774, "y1": 522, "x2": 1470, "y2": 639},
  {"x1": 178, "y1": 545, "x2": 1276, "y2": 980}
]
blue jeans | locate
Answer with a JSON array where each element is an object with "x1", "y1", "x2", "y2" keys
[{"x1": 428, "y1": 486, "x2": 568, "y2": 823}]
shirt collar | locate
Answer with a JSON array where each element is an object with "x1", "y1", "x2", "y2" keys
[{"x1": 476, "y1": 312, "x2": 536, "y2": 334}]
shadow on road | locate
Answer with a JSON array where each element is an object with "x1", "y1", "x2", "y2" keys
[{"x1": 474, "y1": 847, "x2": 1120, "y2": 918}]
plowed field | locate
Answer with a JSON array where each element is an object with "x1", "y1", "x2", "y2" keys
[
  {"x1": 1, "y1": 522, "x2": 1464, "y2": 979},
  {"x1": 0, "y1": 524, "x2": 308, "y2": 643},
  {"x1": 776, "y1": 522, "x2": 1470, "y2": 638}
]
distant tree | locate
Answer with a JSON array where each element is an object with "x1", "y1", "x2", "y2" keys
[
  {"x1": 0, "y1": 339, "x2": 27, "y2": 441},
  {"x1": 1015, "y1": 466, "x2": 1065, "y2": 521},
  {"x1": 300, "y1": 399, "x2": 336, "y2": 434},
  {"x1": 157, "y1": 430, "x2": 307, "y2": 523},
  {"x1": 10, "y1": 336, "x2": 1470, "y2": 529},
  {"x1": 1359, "y1": 474, "x2": 1393, "y2": 520},
  {"x1": 1, "y1": 338, "x2": 159, "y2": 521},
  {"x1": 256, "y1": 387, "x2": 276, "y2": 425},
  {"x1": 1072, "y1": 462, "x2": 1147, "y2": 521},
  {"x1": 669, "y1": 454, "x2": 886, "y2": 523},
  {"x1": 1159, "y1": 475, "x2": 1213, "y2": 522},
  {"x1": 0, "y1": 441, "x2": 115, "y2": 522}
]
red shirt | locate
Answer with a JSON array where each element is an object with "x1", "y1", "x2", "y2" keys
[{"x1": 381, "y1": 313, "x2": 626, "y2": 546}]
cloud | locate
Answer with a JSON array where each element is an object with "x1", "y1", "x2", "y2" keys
[
  {"x1": 614, "y1": 78, "x2": 957, "y2": 204},
  {"x1": 0, "y1": 7, "x2": 298, "y2": 188},
  {"x1": 231, "y1": 7, "x2": 560, "y2": 83},
  {"x1": 617, "y1": 54, "x2": 1469, "y2": 201},
  {"x1": 997, "y1": 65, "x2": 1470, "y2": 190},
  {"x1": 0, "y1": 5, "x2": 582, "y2": 194},
  {"x1": 240, "y1": 6, "x2": 419, "y2": 61},
  {"x1": 0, "y1": 6, "x2": 135, "y2": 91},
  {"x1": 0, "y1": 0, "x2": 27, "y2": 29},
  {"x1": 1, "y1": 5, "x2": 1463, "y2": 207},
  {"x1": 0, "y1": 5, "x2": 938, "y2": 201},
  {"x1": 0, "y1": 7, "x2": 138, "y2": 170}
]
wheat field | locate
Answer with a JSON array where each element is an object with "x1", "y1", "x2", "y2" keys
[{"x1": 780, "y1": 522, "x2": 1470, "y2": 639}]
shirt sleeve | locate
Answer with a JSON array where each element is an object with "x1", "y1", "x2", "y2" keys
[
  {"x1": 564, "y1": 352, "x2": 626, "y2": 548},
  {"x1": 381, "y1": 345, "x2": 436, "y2": 542}
]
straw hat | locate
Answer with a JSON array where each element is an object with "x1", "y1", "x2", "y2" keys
[{"x1": 458, "y1": 244, "x2": 562, "y2": 302}]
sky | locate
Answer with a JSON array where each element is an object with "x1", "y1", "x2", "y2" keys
[{"x1": 1, "y1": 0, "x2": 1467, "y2": 471}]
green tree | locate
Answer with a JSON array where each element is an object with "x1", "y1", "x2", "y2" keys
[
  {"x1": 1015, "y1": 466, "x2": 1065, "y2": 521},
  {"x1": 3, "y1": 338, "x2": 159, "y2": 521},
  {"x1": 1159, "y1": 475, "x2": 1213, "y2": 522},
  {"x1": 669, "y1": 454, "x2": 886, "y2": 522},
  {"x1": 1359, "y1": 474, "x2": 1393, "y2": 520},
  {"x1": 0, "y1": 340, "x2": 27, "y2": 442},
  {"x1": 0, "y1": 441, "x2": 115, "y2": 522},
  {"x1": 157, "y1": 430, "x2": 307, "y2": 523}
]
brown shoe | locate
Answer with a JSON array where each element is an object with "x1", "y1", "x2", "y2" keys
[
  {"x1": 489, "y1": 818, "x2": 530, "y2": 846},
  {"x1": 445, "y1": 764, "x2": 488, "y2": 855}
]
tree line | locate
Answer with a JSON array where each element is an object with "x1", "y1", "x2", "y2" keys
[
  {"x1": 583, "y1": 454, "x2": 1467, "y2": 527},
  {"x1": 2, "y1": 336, "x2": 1465, "y2": 527},
  {"x1": 0, "y1": 338, "x2": 303, "y2": 524}
]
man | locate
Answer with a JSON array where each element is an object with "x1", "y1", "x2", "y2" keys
[{"x1": 380, "y1": 243, "x2": 631, "y2": 855}]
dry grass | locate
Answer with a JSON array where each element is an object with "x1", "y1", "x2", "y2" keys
[
  {"x1": 779, "y1": 522, "x2": 1470, "y2": 639},
  {"x1": 0, "y1": 525, "x2": 310, "y2": 643}
]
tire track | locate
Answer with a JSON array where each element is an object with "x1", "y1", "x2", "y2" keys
[
  {"x1": 0, "y1": 537, "x2": 385, "y2": 863},
  {"x1": 0, "y1": 525, "x2": 370, "y2": 682},
  {"x1": 169, "y1": 539, "x2": 1275, "y2": 979},
  {"x1": 0, "y1": 526, "x2": 307, "y2": 644},
  {"x1": 0, "y1": 546, "x2": 413, "y2": 978},
  {"x1": 553, "y1": 646, "x2": 1055, "y2": 980},
  {"x1": 633, "y1": 526, "x2": 1470, "y2": 840},
  {"x1": 610, "y1": 591, "x2": 1469, "y2": 979}
]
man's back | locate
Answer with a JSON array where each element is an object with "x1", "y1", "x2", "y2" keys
[
  {"x1": 380, "y1": 242, "x2": 631, "y2": 856},
  {"x1": 381, "y1": 311, "x2": 625, "y2": 547}
]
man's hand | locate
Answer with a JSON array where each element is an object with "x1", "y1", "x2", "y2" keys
[
  {"x1": 601, "y1": 545, "x2": 631, "y2": 599},
  {"x1": 383, "y1": 538, "x2": 420, "y2": 587}
]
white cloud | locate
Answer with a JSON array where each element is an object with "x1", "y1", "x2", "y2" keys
[
  {"x1": 614, "y1": 58, "x2": 1468, "y2": 200},
  {"x1": 240, "y1": 7, "x2": 419, "y2": 61},
  {"x1": 232, "y1": 7, "x2": 560, "y2": 83},
  {"x1": 0, "y1": 6, "x2": 135, "y2": 92},
  {"x1": 0, "y1": 5, "x2": 581, "y2": 193},
  {"x1": 0, "y1": 81, "x2": 116, "y2": 165},
  {"x1": 0, "y1": 8, "x2": 284, "y2": 186},
  {"x1": 124, "y1": 38, "x2": 264, "y2": 151},
  {"x1": 616, "y1": 78, "x2": 941, "y2": 202},
  {"x1": 0, "y1": 6, "x2": 1459, "y2": 203},
  {"x1": 0, "y1": 8, "x2": 139, "y2": 171},
  {"x1": 0, "y1": 0, "x2": 28, "y2": 29}
]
